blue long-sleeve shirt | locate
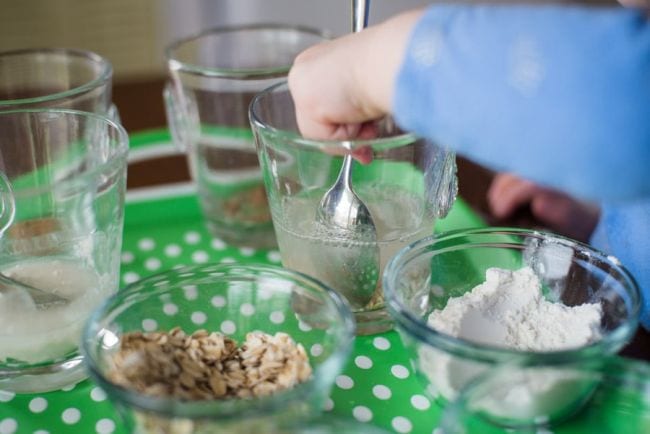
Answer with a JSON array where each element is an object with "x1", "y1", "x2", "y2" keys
[{"x1": 394, "y1": 4, "x2": 650, "y2": 329}]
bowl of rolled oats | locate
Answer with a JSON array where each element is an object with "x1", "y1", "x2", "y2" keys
[{"x1": 81, "y1": 263, "x2": 355, "y2": 434}]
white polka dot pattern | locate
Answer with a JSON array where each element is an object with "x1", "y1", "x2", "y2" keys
[
  {"x1": 392, "y1": 416, "x2": 413, "y2": 433},
  {"x1": 240, "y1": 303, "x2": 255, "y2": 316},
  {"x1": 90, "y1": 387, "x2": 107, "y2": 402},
  {"x1": 164, "y1": 244, "x2": 182, "y2": 257},
  {"x1": 269, "y1": 311, "x2": 285, "y2": 324},
  {"x1": 145, "y1": 258, "x2": 162, "y2": 271},
  {"x1": 184, "y1": 231, "x2": 201, "y2": 244},
  {"x1": 28, "y1": 397, "x2": 47, "y2": 413},
  {"x1": 391, "y1": 364, "x2": 410, "y2": 379},
  {"x1": 120, "y1": 251, "x2": 134, "y2": 264},
  {"x1": 211, "y1": 295, "x2": 226, "y2": 308},
  {"x1": 96, "y1": 418, "x2": 116, "y2": 434},
  {"x1": 0, "y1": 418, "x2": 17, "y2": 434},
  {"x1": 141, "y1": 319, "x2": 158, "y2": 332},
  {"x1": 411, "y1": 394, "x2": 431, "y2": 411},
  {"x1": 335, "y1": 375, "x2": 354, "y2": 390},
  {"x1": 61, "y1": 408, "x2": 81, "y2": 425},
  {"x1": 211, "y1": 238, "x2": 226, "y2": 250},
  {"x1": 191, "y1": 250, "x2": 209, "y2": 263},
  {"x1": 354, "y1": 355, "x2": 373, "y2": 369},
  {"x1": 373, "y1": 337, "x2": 391, "y2": 350},
  {"x1": 190, "y1": 311, "x2": 207, "y2": 325},
  {"x1": 310, "y1": 344, "x2": 323, "y2": 357},
  {"x1": 163, "y1": 303, "x2": 179, "y2": 316},
  {"x1": 220, "y1": 320, "x2": 236, "y2": 335},
  {"x1": 372, "y1": 384, "x2": 392, "y2": 400},
  {"x1": 137, "y1": 238, "x2": 155, "y2": 251},
  {"x1": 352, "y1": 405, "x2": 373, "y2": 422}
]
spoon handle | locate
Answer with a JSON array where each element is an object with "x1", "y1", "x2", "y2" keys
[{"x1": 352, "y1": 0, "x2": 370, "y2": 33}]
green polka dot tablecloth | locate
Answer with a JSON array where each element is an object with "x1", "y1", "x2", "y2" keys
[{"x1": 0, "y1": 130, "x2": 485, "y2": 434}]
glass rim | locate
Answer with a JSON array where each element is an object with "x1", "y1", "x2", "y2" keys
[
  {"x1": 165, "y1": 23, "x2": 330, "y2": 79},
  {"x1": 0, "y1": 47, "x2": 113, "y2": 106},
  {"x1": 81, "y1": 262, "x2": 356, "y2": 419},
  {"x1": 382, "y1": 227, "x2": 642, "y2": 364},
  {"x1": 0, "y1": 108, "x2": 128, "y2": 194},
  {"x1": 249, "y1": 81, "x2": 419, "y2": 151}
]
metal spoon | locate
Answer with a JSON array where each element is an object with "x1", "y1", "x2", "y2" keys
[
  {"x1": 0, "y1": 270, "x2": 69, "y2": 309},
  {"x1": 314, "y1": 0, "x2": 378, "y2": 309},
  {"x1": 0, "y1": 171, "x2": 69, "y2": 308}
]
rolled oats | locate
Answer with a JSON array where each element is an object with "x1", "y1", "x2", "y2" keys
[{"x1": 107, "y1": 328, "x2": 312, "y2": 401}]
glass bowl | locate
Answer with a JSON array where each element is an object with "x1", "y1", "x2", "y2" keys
[
  {"x1": 82, "y1": 263, "x2": 355, "y2": 433},
  {"x1": 383, "y1": 228, "x2": 641, "y2": 421},
  {"x1": 440, "y1": 356, "x2": 650, "y2": 433}
]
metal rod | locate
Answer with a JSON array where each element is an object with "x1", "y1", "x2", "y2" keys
[{"x1": 352, "y1": 0, "x2": 370, "y2": 33}]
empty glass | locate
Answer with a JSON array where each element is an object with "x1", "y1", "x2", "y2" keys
[
  {"x1": 0, "y1": 48, "x2": 114, "y2": 115},
  {"x1": 0, "y1": 109, "x2": 128, "y2": 393},
  {"x1": 164, "y1": 24, "x2": 327, "y2": 248}
]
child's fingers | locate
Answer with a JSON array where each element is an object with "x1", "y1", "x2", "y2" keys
[{"x1": 487, "y1": 173, "x2": 539, "y2": 218}]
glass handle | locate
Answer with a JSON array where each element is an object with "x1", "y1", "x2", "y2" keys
[{"x1": 0, "y1": 171, "x2": 15, "y2": 237}]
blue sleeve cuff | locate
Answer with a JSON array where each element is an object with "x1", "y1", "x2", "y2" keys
[{"x1": 590, "y1": 200, "x2": 650, "y2": 331}]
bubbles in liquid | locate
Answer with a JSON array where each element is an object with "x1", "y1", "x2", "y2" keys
[{"x1": 274, "y1": 185, "x2": 434, "y2": 310}]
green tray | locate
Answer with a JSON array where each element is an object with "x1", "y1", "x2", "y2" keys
[{"x1": 0, "y1": 129, "x2": 484, "y2": 434}]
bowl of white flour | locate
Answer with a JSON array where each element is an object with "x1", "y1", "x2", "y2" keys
[{"x1": 383, "y1": 228, "x2": 641, "y2": 428}]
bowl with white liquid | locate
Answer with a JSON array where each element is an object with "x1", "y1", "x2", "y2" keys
[
  {"x1": 0, "y1": 109, "x2": 128, "y2": 393},
  {"x1": 383, "y1": 228, "x2": 641, "y2": 427},
  {"x1": 249, "y1": 82, "x2": 457, "y2": 335}
]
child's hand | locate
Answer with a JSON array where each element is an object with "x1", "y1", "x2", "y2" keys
[
  {"x1": 288, "y1": 10, "x2": 423, "y2": 141},
  {"x1": 488, "y1": 173, "x2": 601, "y2": 242}
]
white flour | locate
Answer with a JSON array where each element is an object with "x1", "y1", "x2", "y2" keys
[
  {"x1": 428, "y1": 267, "x2": 602, "y2": 351},
  {"x1": 420, "y1": 266, "x2": 603, "y2": 401}
]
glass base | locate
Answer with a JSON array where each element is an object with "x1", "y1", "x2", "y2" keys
[
  {"x1": 205, "y1": 220, "x2": 277, "y2": 249},
  {"x1": 0, "y1": 354, "x2": 86, "y2": 393},
  {"x1": 354, "y1": 307, "x2": 393, "y2": 335}
]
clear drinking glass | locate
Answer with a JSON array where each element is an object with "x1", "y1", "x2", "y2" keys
[
  {"x1": 164, "y1": 24, "x2": 328, "y2": 248},
  {"x1": 249, "y1": 82, "x2": 458, "y2": 335},
  {"x1": 0, "y1": 48, "x2": 114, "y2": 115},
  {"x1": 0, "y1": 109, "x2": 128, "y2": 393}
]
